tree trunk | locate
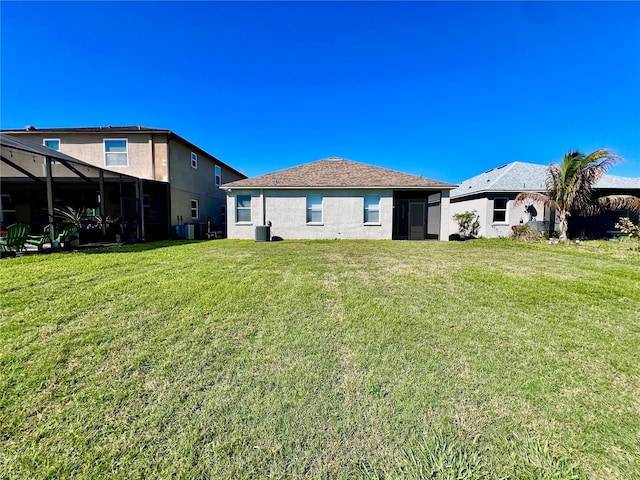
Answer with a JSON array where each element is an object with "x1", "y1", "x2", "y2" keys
[{"x1": 558, "y1": 210, "x2": 568, "y2": 241}]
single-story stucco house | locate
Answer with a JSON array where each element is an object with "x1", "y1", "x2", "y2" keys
[
  {"x1": 223, "y1": 157, "x2": 456, "y2": 241},
  {"x1": 449, "y1": 161, "x2": 640, "y2": 238}
]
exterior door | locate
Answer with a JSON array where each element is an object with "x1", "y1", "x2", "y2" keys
[{"x1": 409, "y1": 202, "x2": 425, "y2": 240}]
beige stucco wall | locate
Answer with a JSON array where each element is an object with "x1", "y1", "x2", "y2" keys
[
  {"x1": 6, "y1": 132, "x2": 246, "y2": 233},
  {"x1": 6, "y1": 132, "x2": 161, "y2": 180},
  {"x1": 168, "y1": 140, "x2": 244, "y2": 230},
  {"x1": 226, "y1": 189, "x2": 395, "y2": 240},
  {"x1": 449, "y1": 196, "x2": 552, "y2": 238}
]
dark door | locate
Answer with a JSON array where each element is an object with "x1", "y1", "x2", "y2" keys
[{"x1": 409, "y1": 202, "x2": 425, "y2": 240}]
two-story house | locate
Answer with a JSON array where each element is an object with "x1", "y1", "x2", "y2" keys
[{"x1": 2, "y1": 126, "x2": 246, "y2": 238}]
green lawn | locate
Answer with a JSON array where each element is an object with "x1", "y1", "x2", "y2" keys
[{"x1": 1, "y1": 239, "x2": 639, "y2": 479}]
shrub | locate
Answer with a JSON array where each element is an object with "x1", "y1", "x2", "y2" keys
[
  {"x1": 453, "y1": 211, "x2": 480, "y2": 239},
  {"x1": 615, "y1": 217, "x2": 640, "y2": 240},
  {"x1": 511, "y1": 224, "x2": 543, "y2": 242}
]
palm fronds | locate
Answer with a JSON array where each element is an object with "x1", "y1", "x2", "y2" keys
[{"x1": 517, "y1": 149, "x2": 625, "y2": 240}]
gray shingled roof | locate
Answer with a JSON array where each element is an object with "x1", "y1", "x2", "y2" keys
[
  {"x1": 451, "y1": 161, "x2": 640, "y2": 198},
  {"x1": 595, "y1": 174, "x2": 640, "y2": 189},
  {"x1": 222, "y1": 157, "x2": 456, "y2": 190}
]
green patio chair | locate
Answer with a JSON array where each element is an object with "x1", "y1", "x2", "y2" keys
[
  {"x1": 26, "y1": 224, "x2": 54, "y2": 251},
  {"x1": 0, "y1": 223, "x2": 31, "y2": 252},
  {"x1": 57, "y1": 223, "x2": 79, "y2": 247}
]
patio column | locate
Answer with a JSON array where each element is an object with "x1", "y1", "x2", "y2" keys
[
  {"x1": 439, "y1": 190, "x2": 450, "y2": 241},
  {"x1": 137, "y1": 179, "x2": 145, "y2": 241},
  {"x1": 45, "y1": 156, "x2": 55, "y2": 244},
  {"x1": 99, "y1": 171, "x2": 106, "y2": 237}
]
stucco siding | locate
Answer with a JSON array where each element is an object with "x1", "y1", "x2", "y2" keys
[
  {"x1": 7, "y1": 132, "x2": 158, "y2": 180},
  {"x1": 168, "y1": 140, "x2": 244, "y2": 231},
  {"x1": 449, "y1": 197, "x2": 488, "y2": 237},
  {"x1": 450, "y1": 196, "x2": 551, "y2": 238},
  {"x1": 227, "y1": 189, "x2": 394, "y2": 240}
]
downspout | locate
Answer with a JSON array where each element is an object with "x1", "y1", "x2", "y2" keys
[
  {"x1": 261, "y1": 189, "x2": 266, "y2": 225},
  {"x1": 149, "y1": 135, "x2": 156, "y2": 180}
]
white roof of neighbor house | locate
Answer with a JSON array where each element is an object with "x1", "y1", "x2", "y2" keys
[
  {"x1": 451, "y1": 161, "x2": 640, "y2": 198},
  {"x1": 595, "y1": 174, "x2": 640, "y2": 189},
  {"x1": 451, "y1": 162, "x2": 547, "y2": 198}
]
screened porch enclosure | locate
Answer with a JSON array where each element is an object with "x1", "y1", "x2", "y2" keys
[
  {"x1": 0, "y1": 134, "x2": 170, "y2": 245},
  {"x1": 392, "y1": 190, "x2": 443, "y2": 240}
]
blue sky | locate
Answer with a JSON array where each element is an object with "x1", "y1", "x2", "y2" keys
[{"x1": 2, "y1": 1, "x2": 639, "y2": 183}]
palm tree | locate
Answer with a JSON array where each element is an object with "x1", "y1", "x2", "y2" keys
[{"x1": 515, "y1": 149, "x2": 640, "y2": 241}]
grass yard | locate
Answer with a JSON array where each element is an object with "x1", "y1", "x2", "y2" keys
[{"x1": 1, "y1": 238, "x2": 639, "y2": 479}]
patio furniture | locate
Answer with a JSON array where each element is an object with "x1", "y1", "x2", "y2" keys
[
  {"x1": 57, "y1": 223, "x2": 79, "y2": 247},
  {"x1": 0, "y1": 223, "x2": 31, "y2": 252},
  {"x1": 26, "y1": 224, "x2": 54, "y2": 251}
]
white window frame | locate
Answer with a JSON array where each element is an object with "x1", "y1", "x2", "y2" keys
[
  {"x1": 42, "y1": 138, "x2": 60, "y2": 165},
  {"x1": 191, "y1": 199, "x2": 199, "y2": 220},
  {"x1": 364, "y1": 194, "x2": 381, "y2": 224},
  {"x1": 306, "y1": 195, "x2": 323, "y2": 224},
  {"x1": 104, "y1": 138, "x2": 128, "y2": 167},
  {"x1": 191, "y1": 152, "x2": 198, "y2": 169},
  {"x1": 215, "y1": 165, "x2": 221, "y2": 186},
  {"x1": 493, "y1": 197, "x2": 508, "y2": 224},
  {"x1": 43, "y1": 138, "x2": 60, "y2": 151},
  {"x1": 236, "y1": 194, "x2": 252, "y2": 223}
]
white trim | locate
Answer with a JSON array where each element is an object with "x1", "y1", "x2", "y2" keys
[
  {"x1": 364, "y1": 194, "x2": 380, "y2": 224},
  {"x1": 492, "y1": 197, "x2": 509, "y2": 224},
  {"x1": 42, "y1": 138, "x2": 60, "y2": 164},
  {"x1": 306, "y1": 194, "x2": 323, "y2": 224},
  {"x1": 191, "y1": 152, "x2": 198, "y2": 169},
  {"x1": 43, "y1": 138, "x2": 60, "y2": 151},
  {"x1": 104, "y1": 138, "x2": 129, "y2": 167},
  {"x1": 190, "y1": 199, "x2": 199, "y2": 219},
  {"x1": 215, "y1": 165, "x2": 221, "y2": 186},
  {"x1": 236, "y1": 194, "x2": 251, "y2": 223}
]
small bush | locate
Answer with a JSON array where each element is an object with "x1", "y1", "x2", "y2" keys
[
  {"x1": 453, "y1": 211, "x2": 480, "y2": 239},
  {"x1": 511, "y1": 224, "x2": 543, "y2": 242},
  {"x1": 615, "y1": 217, "x2": 640, "y2": 240}
]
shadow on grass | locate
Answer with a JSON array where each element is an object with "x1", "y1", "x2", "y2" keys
[{"x1": 81, "y1": 239, "x2": 207, "y2": 254}]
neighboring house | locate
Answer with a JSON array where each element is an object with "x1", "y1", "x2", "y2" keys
[
  {"x1": 1, "y1": 133, "x2": 168, "y2": 243},
  {"x1": 2, "y1": 126, "x2": 246, "y2": 238},
  {"x1": 449, "y1": 161, "x2": 640, "y2": 238},
  {"x1": 222, "y1": 157, "x2": 456, "y2": 241}
]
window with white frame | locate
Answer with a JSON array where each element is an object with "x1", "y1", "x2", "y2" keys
[
  {"x1": 236, "y1": 195, "x2": 251, "y2": 223},
  {"x1": 42, "y1": 139, "x2": 60, "y2": 164},
  {"x1": 191, "y1": 199, "x2": 199, "y2": 219},
  {"x1": 191, "y1": 152, "x2": 198, "y2": 169},
  {"x1": 364, "y1": 195, "x2": 380, "y2": 224},
  {"x1": 104, "y1": 139, "x2": 128, "y2": 166},
  {"x1": 43, "y1": 139, "x2": 60, "y2": 151},
  {"x1": 493, "y1": 198, "x2": 508, "y2": 223},
  {"x1": 306, "y1": 195, "x2": 323, "y2": 223},
  {"x1": 215, "y1": 165, "x2": 221, "y2": 186}
]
